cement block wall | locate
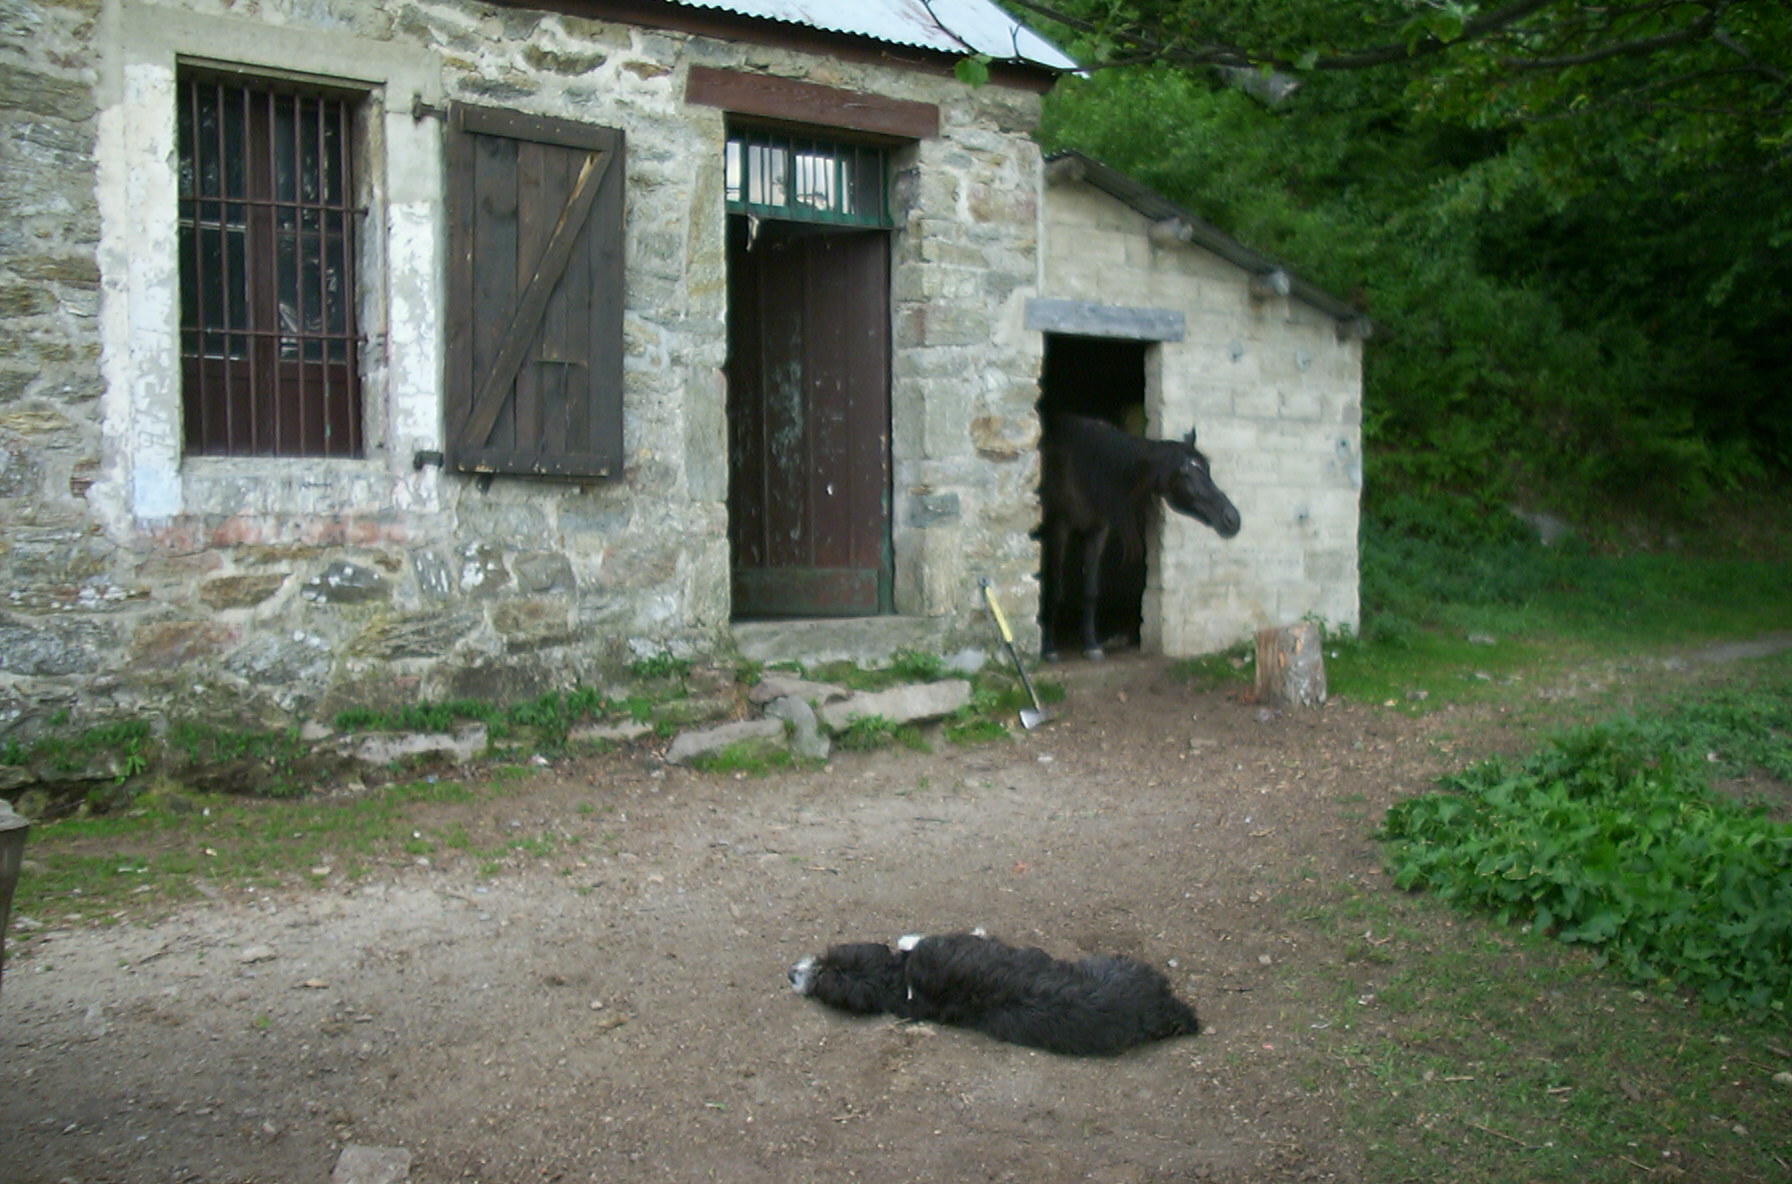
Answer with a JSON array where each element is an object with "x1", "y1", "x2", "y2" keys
[
  {"x1": 0, "y1": 0, "x2": 1045, "y2": 738},
  {"x1": 1040, "y1": 183, "x2": 1362, "y2": 656}
]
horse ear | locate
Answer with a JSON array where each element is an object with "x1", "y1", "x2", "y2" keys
[{"x1": 1183, "y1": 427, "x2": 1198, "y2": 448}]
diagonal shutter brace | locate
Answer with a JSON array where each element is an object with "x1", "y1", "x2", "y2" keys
[{"x1": 456, "y1": 150, "x2": 609, "y2": 451}]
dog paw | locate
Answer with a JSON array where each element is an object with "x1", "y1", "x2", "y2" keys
[
  {"x1": 787, "y1": 956, "x2": 817, "y2": 994},
  {"x1": 896, "y1": 933, "x2": 924, "y2": 952}
]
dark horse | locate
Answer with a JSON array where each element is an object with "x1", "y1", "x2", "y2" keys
[{"x1": 1040, "y1": 414, "x2": 1241, "y2": 660}]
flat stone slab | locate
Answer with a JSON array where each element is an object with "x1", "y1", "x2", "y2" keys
[
  {"x1": 332, "y1": 1145, "x2": 412, "y2": 1184},
  {"x1": 666, "y1": 719, "x2": 787, "y2": 766},
  {"x1": 747, "y1": 675, "x2": 849, "y2": 707},
  {"x1": 350, "y1": 726, "x2": 488, "y2": 766},
  {"x1": 764, "y1": 695, "x2": 829, "y2": 762},
  {"x1": 568, "y1": 720, "x2": 654, "y2": 745},
  {"x1": 818, "y1": 680, "x2": 971, "y2": 732}
]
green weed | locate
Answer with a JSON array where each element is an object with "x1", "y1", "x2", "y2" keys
[
  {"x1": 833, "y1": 714, "x2": 929, "y2": 753},
  {"x1": 1382, "y1": 716, "x2": 1792, "y2": 1014},
  {"x1": 886, "y1": 647, "x2": 948, "y2": 682},
  {"x1": 944, "y1": 718, "x2": 1011, "y2": 745},
  {"x1": 688, "y1": 742, "x2": 800, "y2": 777},
  {"x1": 627, "y1": 653, "x2": 690, "y2": 681}
]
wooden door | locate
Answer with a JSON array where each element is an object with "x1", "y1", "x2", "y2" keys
[{"x1": 727, "y1": 219, "x2": 891, "y2": 617}]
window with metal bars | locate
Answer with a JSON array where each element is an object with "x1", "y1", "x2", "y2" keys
[
  {"x1": 177, "y1": 71, "x2": 364, "y2": 458},
  {"x1": 724, "y1": 127, "x2": 889, "y2": 228}
]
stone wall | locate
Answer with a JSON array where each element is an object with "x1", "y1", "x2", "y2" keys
[
  {"x1": 1040, "y1": 182, "x2": 1362, "y2": 656},
  {"x1": 0, "y1": 0, "x2": 1046, "y2": 739}
]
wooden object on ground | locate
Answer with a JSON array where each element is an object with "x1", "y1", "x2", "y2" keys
[{"x1": 1255, "y1": 622, "x2": 1327, "y2": 709}]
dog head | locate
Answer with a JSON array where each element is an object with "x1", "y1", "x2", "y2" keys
[{"x1": 787, "y1": 941, "x2": 909, "y2": 1014}]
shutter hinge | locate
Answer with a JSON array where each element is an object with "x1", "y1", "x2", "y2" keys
[{"x1": 411, "y1": 96, "x2": 446, "y2": 122}]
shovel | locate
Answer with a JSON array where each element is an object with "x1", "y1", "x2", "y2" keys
[{"x1": 979, "y1": 578, "x2": 1051, "y2": 729}]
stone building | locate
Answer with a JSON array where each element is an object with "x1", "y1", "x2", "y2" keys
[
  {"x1": 1034, "y1": 152, "x2": 1365, "y2": 656},
  {"x1": 0, "y1": 0, "x2": 1362, "y2": 739}
]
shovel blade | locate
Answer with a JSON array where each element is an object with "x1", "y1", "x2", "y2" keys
[{"x1": 1018, "y1": 708, "x2": 1047, "y2": 730}]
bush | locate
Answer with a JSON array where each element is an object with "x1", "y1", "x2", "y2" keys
[{"x1": 1381, "y1": 726, "x2": 1792, "y2": 1014}]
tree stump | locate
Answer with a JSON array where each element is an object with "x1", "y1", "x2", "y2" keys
[{"x1": 1254, "y1": 622, "x2": 1327, "y2": 709}]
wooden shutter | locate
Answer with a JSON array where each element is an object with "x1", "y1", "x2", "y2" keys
[{"x1": 445, "y1": 104, "x2": 624, "y2": 478}]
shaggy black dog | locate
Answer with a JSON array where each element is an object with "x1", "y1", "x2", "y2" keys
[{"x1": 787, "y1": 931, "x2": 1199, "y2": 1057}]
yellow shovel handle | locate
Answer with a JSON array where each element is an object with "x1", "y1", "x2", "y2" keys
[{"x1": 980, "y1": 579, "x2": 1016, "y2": 645}]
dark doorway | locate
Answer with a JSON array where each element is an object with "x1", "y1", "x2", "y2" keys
[
  {"x1": 1037, "y1": 333, "x2": 1152, "y2": 652},
  {"x1": 727, "y1": 217, "x2": 892, "y2": 618}
]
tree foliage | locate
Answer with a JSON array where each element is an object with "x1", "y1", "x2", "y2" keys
[
  {"x1": 1027, "y1": 1, "x2": 1792, "y2": 526},
  {"x1": 1015, "y1": 1, "x2": 1790, "y2": 169}
]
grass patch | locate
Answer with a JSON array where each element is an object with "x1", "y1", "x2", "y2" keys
[
  {"x1": 800, "y1": 648, "x2": 957, "y2": 693},
  {"x1": 332, "y1": 685, "x2": 622, "y2": 751},
  {"x1": 832, "y1": 714, "x2": 930, "y2": 753},
  {"x1": 1364, "y1": 523, "x2": 1792, "y2": 649},
  {"x1": 944, "y1": 718, "x2": 1011, "y2": 745},
  {"x1": 8, "y1": 776, "x2": 498, "y2": 926},
  {"x1": 1167, "y1": 641, "x2": 1254, "y2": 690},
  {"x1": 1293, "y1": 884, "x2": 1792, "y2": 1184},
  {"x1": 1335, "y1": 494, "x2": 1792, "y2": 711},
  {"x1": 627, "y1": 652, "x2": 691, "y2": 682},
  {"x1": 2, "y1": 721, "x2": 155, "y2": 793},
  {"x1": 1283, "y1": 644, "x2": 1792, "y2": 1181},
  {"x1": 688, "y1": 741, "x2": 802, "y2": 777}
]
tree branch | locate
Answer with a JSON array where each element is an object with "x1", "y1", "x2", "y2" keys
[
  {"x1": 1712, "y1": 26, "x2": 1789, "y2": 84},
  {"x1": 1311, "y1": 0, "x2": 1564, "y2": 71},
  {"x1": 1499, "y1": 10, "x2": 1719, "y2": 71}
]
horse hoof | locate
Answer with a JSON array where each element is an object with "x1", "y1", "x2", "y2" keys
[{"x1": 1082, "y1": 647, "x2": 1106, "y2": 662}]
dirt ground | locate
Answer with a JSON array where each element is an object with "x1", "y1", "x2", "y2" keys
[{"x1": 0, "y1": 655, "x2": 1657, "y2": 1183}]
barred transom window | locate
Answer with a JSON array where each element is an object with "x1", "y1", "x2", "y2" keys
[
  {"x1": 177, "y1": 71, "x2": 365, "y2": 457},
  {"x1": 725, "y1": 128, "x2": 889, "y2": 228}
]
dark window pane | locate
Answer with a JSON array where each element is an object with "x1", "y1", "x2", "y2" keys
[
  {"x1": 725, "y1": 128, "x2": 888, "y2": 228},
  {"x1": 176, "y1": 71, "x2": 363, "y2": 457}
]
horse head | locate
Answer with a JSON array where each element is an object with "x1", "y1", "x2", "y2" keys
[{"x1": 1160, "y1": 429, "x2": 1241, "y2": 538}]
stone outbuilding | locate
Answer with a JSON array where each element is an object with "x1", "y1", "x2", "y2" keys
[
  {"x1": 0, "y1": 0, "x2": 1362, "y2": 739},
  {"x1": 1032, "y1": 152, "x2": 1365, "y2": 656}
]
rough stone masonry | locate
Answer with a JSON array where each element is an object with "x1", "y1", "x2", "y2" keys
[{"x1": 0, "y1": 0, "x2": 1054, "y2": 744}]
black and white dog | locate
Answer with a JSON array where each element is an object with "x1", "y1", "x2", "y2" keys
[{"x1": 787, "y1": 930, "x2": 1199, "y2": 1057}]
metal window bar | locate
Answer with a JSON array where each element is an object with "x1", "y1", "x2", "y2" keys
[
  {"x1": 178, "y1": 74, "x2": 364, "y2": 457},
  {"x1": 724, "y1": 129, "x2": 888, "y2": 228}
]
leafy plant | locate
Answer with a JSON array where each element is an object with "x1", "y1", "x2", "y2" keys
[
  {"x1": 833, "y1": 714, "x2": 929, "y2": 753},
  {"x1": 332, "y1": 687, "x2": 625, "y2": 751},
  {"x1": 1381, "y1": 724, "x2": 1792, "y2": 1014},
  {"x1": 886, "y1": 648, "x2": 948, "y2": 682},
  {"x1": 166, "y1": 721, "x2": 307, "y2": 771},
  {"x1": 332, "y1": 699, "x2": 498, "y2": 734}
]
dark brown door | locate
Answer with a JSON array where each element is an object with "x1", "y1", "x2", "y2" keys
[{"x1": 728, "y1": 219, "x2": 892, "y2": 617}]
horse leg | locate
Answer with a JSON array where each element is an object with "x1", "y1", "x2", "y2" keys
[{"x1": 1078, "y1": 524, "x2": 1110, "y2": 661}]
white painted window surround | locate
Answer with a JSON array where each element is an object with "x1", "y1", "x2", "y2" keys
[{"x1": 95, "y1": 1, "x2": 444, "y2": 528}]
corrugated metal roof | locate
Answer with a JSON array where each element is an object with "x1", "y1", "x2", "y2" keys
[{"x1": 660, "y1": 0, "x2": 1077, "y2": 71}]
